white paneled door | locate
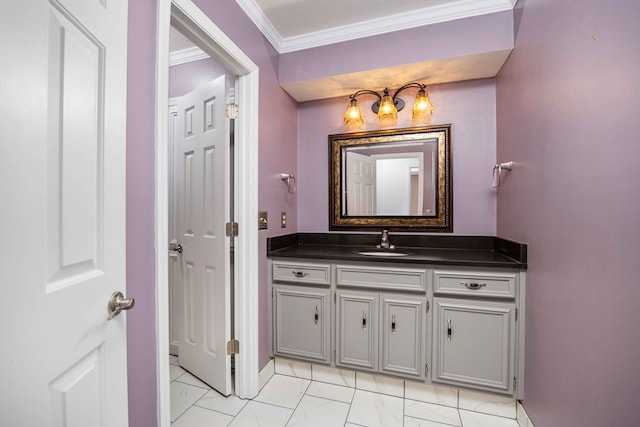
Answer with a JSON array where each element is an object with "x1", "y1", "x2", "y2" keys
[
  {"x1": 0, "y1": 0, "x2": 129, "y2": 426},
  {"x1": 174, "y1": 76, "x2": 232, "y2": 396},
  {"x1": 346, "y1": 151, "x2": 376, "y2": 215}
]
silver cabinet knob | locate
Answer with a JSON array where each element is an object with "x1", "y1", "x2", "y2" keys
[
  {"x1": 108, "y1": 291, "x2": 135, "y2": 320},
  {"x1": 170, "y1": 243, "x2": 183, "y2": 254}
]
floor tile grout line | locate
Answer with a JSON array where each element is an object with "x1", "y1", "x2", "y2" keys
[{"x1": 280, "y1": 378, "x2": 312, "y2": 427}]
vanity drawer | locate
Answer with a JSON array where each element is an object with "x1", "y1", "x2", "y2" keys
[
  {"x1": 434, "y1": 270, "x2": 517, "y2": 299},
  {"x1": 272, "y1": 261, "x2": 331, "y2": 286},
  {"x1": 336, "y1": 264, "x2": 426, "y2": 292}
]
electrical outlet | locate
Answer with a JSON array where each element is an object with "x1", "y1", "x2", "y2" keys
[
  {"x1": 281, "y1": 211, "x2": 286, "y2": 228},
  {"x1": 258, "y1": 211, "x2": 268, "y2": 229}
]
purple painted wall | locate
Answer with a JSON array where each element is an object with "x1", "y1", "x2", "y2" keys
[
  {"x1": 126, "y1": 0, "x2": 297, "y2": 424},
  {"x1": 298, "y1": 79, "x2": 498, "y2": 235},
  {"x1": 169, "y1": 58, "x2": 226, "y2": 98},
  {"x1": 126, "y1": 1, "x2": 158, "y2": 425},
  {"x1": 496, "y1": 1, "x2": 640, "y2": 426}
]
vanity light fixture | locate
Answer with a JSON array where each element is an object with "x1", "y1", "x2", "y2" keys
[{"x1": 343, "y1": 82, "x2": 435, "y2": 128}]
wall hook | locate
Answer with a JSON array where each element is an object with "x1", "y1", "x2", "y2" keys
[
  {"x1": 281, "y1": 173, "x2": 297, "y2": 194},
  {"x1": 492, "y1": 162, "x2": 514, "y2": 188}
]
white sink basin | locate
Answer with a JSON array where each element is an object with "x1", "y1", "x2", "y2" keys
[{"x1": 357, "y1": 251, "x2": 409, "y2": 257}]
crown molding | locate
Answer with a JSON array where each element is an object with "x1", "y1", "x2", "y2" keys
[
  {"x1": 169, "y1": 46, "x2": 209, "y2": 66},
  {"x1": 233, "y1": 0, "x2": 284, "y2": 52},
  {"x1": 236, "y1": 0, "x2": 516, "y2": 54}
]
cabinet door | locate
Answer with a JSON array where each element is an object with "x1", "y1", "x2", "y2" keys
[
  {"x1": 274, "y1": 285, "x2": 331, "y2": 363},
  {"x1": 433, "y1": 298, "x2": 515, "y2": 394},
  {"x1": 337, "y1": 290, "x2": 378, "y2": 370},
  {"x1": 380, "y1": 294, "x2": 425, "y2": 378}
]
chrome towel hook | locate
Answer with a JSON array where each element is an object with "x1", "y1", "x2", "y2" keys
[
  {"x1": 492, "y1": 161, "x2": 514, "y2": 188},
  {"x1": 281, "y1": 173, "x2": 297, "y2": 194}
]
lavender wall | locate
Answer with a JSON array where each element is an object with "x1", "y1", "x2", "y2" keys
[
  {"x1": 298, "y1": 79, "x2": 498, "y2": 235},
  {"x1": 126, "y1": 1, "x2": 298, "y2": 424},
  {"x1": 169, "y1": 58, "x2": 226, "y2": 98},
  {"x1": 496, "y1": 1, "x2": 640, "y2": 426},
  {"x1": 126, "y1": 1, "x2": 158, "y2": 425}
]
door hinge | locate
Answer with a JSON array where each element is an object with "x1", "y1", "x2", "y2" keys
[
  {"x1": 515, "y1": 307, "x2": 518, "y2": 321},
  {"x1": 426, "y1": 301, "x2": 430, "y2": 313},
  {"x1": 226, "y1": 103, "x2": 239, "y2": 119},
  {"x1": 425, "y1": 364, "x2": 429, "y2": 376},
  {"x1": 226, "y1": 222, "x2": 239, "y2": 237},
  {"x1": 227, "y1": 339, "x2": 240, "y2": 355}
]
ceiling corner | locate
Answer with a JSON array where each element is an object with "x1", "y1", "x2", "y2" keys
[{"x1": 234, "y1": 0, "x2": 285, "y2": 53}]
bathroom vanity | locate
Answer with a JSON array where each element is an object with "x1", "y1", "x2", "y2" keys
[{"x1": 267, "y1": 233, "x2": 527, "y2": 399}]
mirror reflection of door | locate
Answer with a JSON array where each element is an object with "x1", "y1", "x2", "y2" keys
[{"x1": 345, "y1": 151, "x2": 376, "y2": 215}]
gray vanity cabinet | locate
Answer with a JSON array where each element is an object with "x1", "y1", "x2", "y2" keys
[
  {"x1": 336, "y1": 291, "x2": 425, "y2": 379},
  {"x1": 334, "y1": 263, "x2": 427, "y2": 379},
  {"x1": 431, "y1": 269, "x2": 520, "y2": 395},
  {"x1": 273, "y1": 284, "x2": 331, "y2": 363},
  {"x1": 271, "y1": 260, "x2": 333, "y2": 364},
  {"x1": 336, "y1": 290, "x2": 379, "y2": 371},
  {"x1": 269, "y1": 258, "x2": 526, "y2": 398},
  {"x1": 380, "y1": 294, "x2": 425, "y2": 378}
]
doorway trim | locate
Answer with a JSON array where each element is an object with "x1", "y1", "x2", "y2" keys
[{"x1": 155, "y1": 0, "x2": 260, "y2": 425}]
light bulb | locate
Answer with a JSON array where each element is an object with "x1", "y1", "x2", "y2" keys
[
  {"x1": 344, "y1": 98, "x2": 364, "y2": 128},
  {"x1": 377, "y1": 93, "x2": 398, "y2": 125}
]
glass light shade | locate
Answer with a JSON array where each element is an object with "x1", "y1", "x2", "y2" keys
[
  {"x1": 412, "y1": 89, "x2": 435, "y2": 122},
  {"x1": 377, "y1": 93, "x2": 398, "y2": 125},
  {"x1": 344, "y1": 98, "x2": 364, "y2": 128}
]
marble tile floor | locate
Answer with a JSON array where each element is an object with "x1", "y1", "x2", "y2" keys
[{"x1": 170, "y1": 356, "x2": 522, "y2": 427}]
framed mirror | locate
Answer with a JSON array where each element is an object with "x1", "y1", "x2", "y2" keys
[{"x1": 329, "y1": 125, "x2": 451, "y2": 231}]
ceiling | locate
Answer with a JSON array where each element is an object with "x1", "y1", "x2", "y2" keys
[{"x1": 170, "y1": 0, "x2": 517, "y2": 101}]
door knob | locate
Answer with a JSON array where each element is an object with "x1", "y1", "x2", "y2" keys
[{"x1": 108, "y1": 291, "x2": 135, "y2": 320}]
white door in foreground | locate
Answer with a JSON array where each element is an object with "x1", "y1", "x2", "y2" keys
[{"x1": 0, "y1": 0, "x2": 130, "y2": 425}]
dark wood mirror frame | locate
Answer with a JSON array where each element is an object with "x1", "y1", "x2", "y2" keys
[{"x1": 329, "y1": 125, "x2": 452, "y2": 232}]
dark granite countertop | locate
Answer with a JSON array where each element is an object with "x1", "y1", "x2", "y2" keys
[{"x1": 267, "y1": 233, "x2": 527, "y2": 269}]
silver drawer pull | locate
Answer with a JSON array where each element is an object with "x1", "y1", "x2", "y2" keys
[
  {"x1": 391, "y1": 314, "x2": 396, "y2": 334},
  {"x1": 447, "y1": 319, "x2": 452, "y2": 341},
  {"x1": 362, "y1": 311, "x2": 367, "y2": 330},
  {"x1": 314, "y1": 306, "x2": 319, "y2": 325},
  {"x1": 461, "y1": 282, "x2": 487, "y2": 290},
  {"x1": 292, "y1": 270, "x2": 309, "y2": 278}
]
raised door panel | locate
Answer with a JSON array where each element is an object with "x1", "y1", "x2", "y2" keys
[
  {"x1": 337, "y1": 291, "x2": 378, "y2": 371},
  {"x1": 433, "y1": 298, "x2": 515, "y2": 394},
  {"x1": 274, "y1": 285, "x2": 330, "y2": 363},
  {"x1": 380, "y1": 294, "x2": 425, "y2": 378}
]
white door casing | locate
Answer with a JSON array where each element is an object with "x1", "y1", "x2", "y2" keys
[
  {"x1": 156, "y1": 2, "x2": 259, "y2": 423},
  {"x1": 175, "y1": 76, "x2": 232, "y2": 395},
  {"x1": 0, "y1": 0, "x2": 128, "y2": 425}
]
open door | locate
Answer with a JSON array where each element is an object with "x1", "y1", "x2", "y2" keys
[
  {"x1": 173, "y1": 75, "x2": 233, "y2": 395},
  {"x1": 345, "y1": 151, "x2": 377, "y2": 215},
  {"x1": 0, "y1": 0, "x2": 129, "y2": 425}
]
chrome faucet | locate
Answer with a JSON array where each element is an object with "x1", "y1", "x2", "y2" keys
[{"x1": 377, "y1": 229, "x2": 395, "y2": 249}]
